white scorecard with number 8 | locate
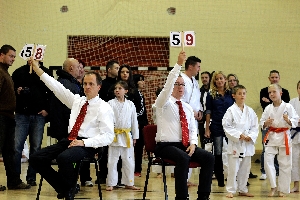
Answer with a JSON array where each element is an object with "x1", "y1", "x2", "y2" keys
[
  {"x1": 33, "y1": 45, "x2": 46, "y2": 61},
  {"x1": 170, "y1": 31, "x2": 195, "y2": 47},
  {"x1": 19, "y1": 44, "x2": 47, "y2": 61}
]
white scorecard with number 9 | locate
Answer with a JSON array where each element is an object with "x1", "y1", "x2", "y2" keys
[
  {"x1": 170, "y1": 31, "x2": 195, "y2": 47},
  {"x1": 184, "y1": 31, "x2": 195, "y2": 47},
  {"x1": 19, "y1": 44, "x2": 47, "y2": 61}
]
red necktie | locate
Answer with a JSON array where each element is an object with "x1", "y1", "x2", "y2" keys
[
  {"x1": 68, "y1": 101, "x2": 89, "y2": 140},
  {"x1": 176, "y1": 101, "x2": 189, "y2": 147}
]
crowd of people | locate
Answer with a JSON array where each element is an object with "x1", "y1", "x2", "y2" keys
[{"x1": 1, "y1": 44, "x2": 300, "y2": 200}]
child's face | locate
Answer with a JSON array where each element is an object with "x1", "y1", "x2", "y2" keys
[
  {"x1": 268, "y1": 86, "x2": 282, "y2": 102},
  {"x1": 114, "y1": 84, "x2": 128, "y2": 98},
  {"x1": 297, "y1": 84, "x2": 300, "y2": 96},
  {"x1": 233, "y1": 88, "x2": 246, "y2": 104}
]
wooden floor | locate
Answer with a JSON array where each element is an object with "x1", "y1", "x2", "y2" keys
[{"x1": 0, "y1": 159, "x2": 299, "y2": 200}]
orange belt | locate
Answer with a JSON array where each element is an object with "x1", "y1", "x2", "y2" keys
[{"x1": 263, "y1": 127, "x2": 290, "y2": 155}]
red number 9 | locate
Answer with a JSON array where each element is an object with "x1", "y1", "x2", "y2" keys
[
  {"x1": 35, "y1": 48, "x2": 43, "y2": 60},
  {"x1": 185, "y1": 34, "x2": 193, "y2": 45}
]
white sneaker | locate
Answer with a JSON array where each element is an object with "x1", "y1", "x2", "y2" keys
[
  {"x1": 85, "y1": 181, "x2": 93, "y2": 187},
  {"x1": 259, "y1": 174, "x2": 267, "y2": 180}
]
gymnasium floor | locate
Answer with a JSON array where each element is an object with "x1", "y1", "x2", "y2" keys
[{"x1": 0, "y1": 158, "x2": 299, "y2": 200}]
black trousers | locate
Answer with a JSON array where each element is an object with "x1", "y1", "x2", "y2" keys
[
  {"x1": 0, "y1": 115, "x2": 22, "y2": 186},
  {"x1": 29, "y1": 138, "x2": 96, "y2": 193},
  {"x1": 134, "y1": 123, "x2": 146, "y2": 173},
  {"x1": 198, "y1": 121, "x2": 205, "y2": 149},
  {"x1": 155, "y1": 142, "x2": 214, "y2": 199}
]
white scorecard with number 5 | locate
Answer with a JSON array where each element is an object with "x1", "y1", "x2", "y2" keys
[
  {"x1": 19, "y1": 44, "x2": 34, "y2": 60},
  {"x1": 19, "y1": 44, "x2": 47, "y2": 61},
  {"x1": 170, "y1": 31, "x2": 182, "y2": 47},
  {"x1": 170, "y1": 31, "x2": 195, "y2": 47}
]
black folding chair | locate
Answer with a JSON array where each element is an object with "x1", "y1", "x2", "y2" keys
[
  {"x1": 142, "y1": 125, "x2": 201, "y2": 200},
  {"x1": 36, "y1": 147, "x2": 103, "y2": 200}
]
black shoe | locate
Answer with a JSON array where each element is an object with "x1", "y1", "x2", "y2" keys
[
  {"x1": 218, "y1": 182, "x2": 225, "y2": 187},
  {"x1": 74, "y1": 184, "x2": 80, "y2": 194},
  {"x1": 0, "y1": 185, "x2": 6, "y2": 191},
  {"x1": 95, "y1": 178, "x2": 106, "y2": 184},
  {"x1": 51, "y1": 159, "x2": 57, "y2": 164},
  {"x1": 27, "y1": 179, "x2": 37, "y2": 186},
  {"x1": 57, "y1": 192, "x2": 64, "y2": 199},
  {"x1": 64, "y1": 188, "x2": 75, "y2": 200},
  {"x1": 197, "y1": 197, "x2": 210, "y2": 200},
  {"x1": 7, "y1": 182, "x2": 31, "y2": 190},
  {"x1": 249, "y1": 172, "x2": 257, "y2": 178}
]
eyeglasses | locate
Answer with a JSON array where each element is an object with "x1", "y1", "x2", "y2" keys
[{"x1": 174, "y1": 83, "x2": 185, "y2": 87}]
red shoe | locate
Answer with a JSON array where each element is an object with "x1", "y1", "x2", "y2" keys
[{"x1": 134, "y1": 172, "x2": 141, "y2": 177}]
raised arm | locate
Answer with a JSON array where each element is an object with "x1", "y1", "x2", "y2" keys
[
  {"x1": 155, "y1": 51, "x2": 186, "y2": 108},
  {"x1": 30, "y1": 57, "x2": 76, "y2": 109}
]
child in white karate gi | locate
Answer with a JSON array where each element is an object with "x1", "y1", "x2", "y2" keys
[
  {"x1": 289, "y1": 80, "x2": 300, "y2": 193},
  {"x1": 260, "y1": 84, "x2": 299, "y2": 197},
  {"x1": 106, "y1": 81, "x2": 139, "y2": 191},
  {"x1": 222, "y1": 85, "x2": 258, "y2": 198}
]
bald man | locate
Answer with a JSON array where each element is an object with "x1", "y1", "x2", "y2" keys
[{"x1": 48, "y1": 58, "x2": 82, "y2": 141}]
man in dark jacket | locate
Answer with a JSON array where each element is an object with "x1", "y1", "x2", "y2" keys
[
  {"x1": 1, "y1": 44, "x2": 31, "y2": 190},
  {"x1": 48, "y1": 58, "x2": 83, "y2": 141},
  {"x1": 11, "y1": 60, "x2": 52, "y2": 187},
  {"x1": 97, "y1": 60, "x2": 120, "y2": 183},
  {"x1": 98, "y1": 60, "x2": 120, "y2": 102}
]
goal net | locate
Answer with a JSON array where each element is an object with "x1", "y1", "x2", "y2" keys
[{"x1": 2, "y1": 1, "x2": 197, "y2": 124}]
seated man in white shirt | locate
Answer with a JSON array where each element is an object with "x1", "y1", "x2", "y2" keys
[
  {"x1": 154, "y1": 51, "x2": 214, "y2": 200},
  {"x1": 28, "y1": 58, "x2": 114, "y2": 200}
]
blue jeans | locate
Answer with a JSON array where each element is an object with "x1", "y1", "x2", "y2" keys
[
  {"x1": 0, "y1": 114, "x2": 22, "y2": 186},
  {"x1": 14, "y1": 113, "x2": 45, "y2": 181},
  {"x1": 260, "y1": 128, "x2": 279, "y2": 174}
]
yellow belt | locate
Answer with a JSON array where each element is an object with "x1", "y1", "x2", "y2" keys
[{"x1": 114, "y1": 128, "x2": 131, "y2": 148}]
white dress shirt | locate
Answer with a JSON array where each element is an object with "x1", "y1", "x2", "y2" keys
[
  {"x1": 40, "y1": 73, "x2": 115, "y2": 148},
  {"x1": 181, "y1": 73, "x2": 203, "y2": 112},
  {"x1": 154, "y1": 64, "x2": 198, "y2": 145}
]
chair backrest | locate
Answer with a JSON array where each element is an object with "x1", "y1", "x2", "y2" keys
[{"x1": 143, "y1": 125, "x2": 157, "y2": 153}]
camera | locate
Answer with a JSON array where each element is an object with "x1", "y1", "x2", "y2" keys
[{"x1": 20, "y1": 87, "x2": 30, "y2": 95}]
